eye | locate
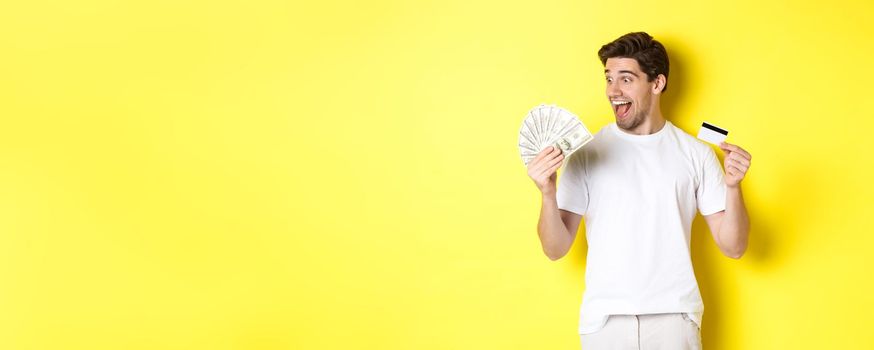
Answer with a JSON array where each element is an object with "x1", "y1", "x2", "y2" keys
[
  {"x1": 606, "y1": 77, "x2": 613, "y2": 83},
  {"x1": 622, "y1": 77, "x2": 631, "y2": 83}
]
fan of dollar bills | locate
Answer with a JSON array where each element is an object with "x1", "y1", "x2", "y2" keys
[{"x1": 518, "y1": 104, "x2": 593, "y2": 166}]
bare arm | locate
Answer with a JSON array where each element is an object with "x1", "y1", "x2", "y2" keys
[
  {"x1": 704, "y1": 142, "x2": 752, "y2": 259},
  {"x1": 527, "y1": 146, "x2": 583, "y2": 260},
  {"x1": 703, "y1": 186, "x2": 749, "y2": 259},
  {"x1": 538, "y1": 197, "x2": 583, "y2": 260}
]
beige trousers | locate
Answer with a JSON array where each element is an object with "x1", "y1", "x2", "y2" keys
[{"x1": 579, "y1": 313, "x2": 702, "y2": 350}]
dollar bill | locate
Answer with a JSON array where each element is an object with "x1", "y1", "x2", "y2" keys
[{"x1": 518, "y1": 104, "x2": 594, "y2": 166}]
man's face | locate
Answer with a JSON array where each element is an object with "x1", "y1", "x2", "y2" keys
[{"x1": 604, "y1": 57, "x2": 658, "y2": 131}]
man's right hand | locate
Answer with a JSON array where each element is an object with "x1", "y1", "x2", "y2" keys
[{"x1": 526, "y1": 146, "x2": 564, "y2": 195}]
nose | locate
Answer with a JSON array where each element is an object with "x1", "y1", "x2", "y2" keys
[{"x1": 606, "y1": 81, "x2": 621, "y2": 98}]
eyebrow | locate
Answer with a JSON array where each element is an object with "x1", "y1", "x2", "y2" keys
[{"x1": 604, "y1": 69, "x2": 640, "y2": 77}]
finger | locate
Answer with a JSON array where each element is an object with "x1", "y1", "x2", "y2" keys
[
  {"x1": 535, "y1": 151, "x2": 565, "y2": 176},
  {"x1": 528, "y1": 147, "x2": 555, "y2": 167},
  {"x1": 528, "y1": 158, "x2": 549, "y2": 176},
  {"x1": 721, "y1": 142, "x2": 751, "y2": 160},
  {"x1": 726, "y1": 166, "x2": 739, "y2": 178},
  {"x1": 532, "y1": 146, "x2": 555, "y2": 164},
  {"x1": 528, "y1": 150, "x2": 562, "y2": 173},
  {"x1": 728, "y1": 157, "x2": 750, "y2": 172},
  {"x1": 534, "y1": 165, "x2": 555, "y2": 182},
  {"x1": 729, "y1": 152, "x2": 749, "y2": 164},
  {"x1": 539, "y1": 159, "x2": 564, "y2": 178},
  {"x1": 733, "y1": 147, "x2": 751, "y2": 161},
  {"x1": 719, "y1": 142, "x2": 740, "y2": 154},
  {"x1": 530, "y1": 152, "x2": 560, "y2": 175},
  {"x1": 532, "y1": 146, "x2": 561, "y2": 166},
  {"x1": 729, "y1": 160, "x2": 748, "y2": 173},
  {"x1": 719, "y1": 144, "x2": 733, "y2": 158},
  {"x1": 727, "y1": 163, "x2": 745, "y2": 176},
  {"x1": 729, "y1": 153, "x2": 751, "y2": 167},
  {"x1": 725, "y1": 158, "x2": 747, "y2": 173},
  {"x1": 528, "y1": 160, "x2": 547, "y2": 176},
  {"x1": 537, "y1": 154, "x2": 564, "y2": 177}
]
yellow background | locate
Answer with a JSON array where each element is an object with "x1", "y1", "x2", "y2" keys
[{"x1": 1, "y1": 0, "x2": 872, "y2": 349}]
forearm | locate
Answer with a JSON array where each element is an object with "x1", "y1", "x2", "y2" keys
[
  {"x1": 538, "y1": 193, "x2": 573, "y2": 260},
  {"x1": 717, "y1": 185, "x2": 750, "y2": 258}
]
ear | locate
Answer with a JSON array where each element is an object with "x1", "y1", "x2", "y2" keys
[{"x1": 651, "y1": 74, "x2": 667, "y2": 95}]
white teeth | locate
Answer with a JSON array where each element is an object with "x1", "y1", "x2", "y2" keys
[{"x1": 612, "y1": 101, "x2": 631, "y2": 105}]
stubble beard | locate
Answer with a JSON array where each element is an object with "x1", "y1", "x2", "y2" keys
[{"x1": 616, "y1": 103, "x2": 649, "y2": 131}]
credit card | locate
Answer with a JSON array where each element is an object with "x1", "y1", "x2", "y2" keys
[{"x1": 697, "y1": 122, "x2": 728, "y2": 145}]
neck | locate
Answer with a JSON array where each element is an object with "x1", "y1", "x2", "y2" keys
[{"x1": 622, "y1": 105, "x2": 666, "y2": 135}]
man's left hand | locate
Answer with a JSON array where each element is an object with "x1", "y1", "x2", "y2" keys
[{"x1": 719, "y1": 142, "x2": 751, "y2": 188}]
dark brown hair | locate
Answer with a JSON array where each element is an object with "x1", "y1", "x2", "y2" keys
[{"x1": 598, "y1": 32, "x2": 670, "y2": 92}]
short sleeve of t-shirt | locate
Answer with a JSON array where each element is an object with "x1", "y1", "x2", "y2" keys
[
  {"x1": 556, "y1": 151, "x2": 589, "y2": 216},
  {"x1": 697, "y1": 147, "x2": 727, "y2": 215}
]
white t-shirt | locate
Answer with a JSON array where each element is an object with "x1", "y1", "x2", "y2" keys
[{"x1": 556, "y1": 121, "x2": 726, "y2": 335}]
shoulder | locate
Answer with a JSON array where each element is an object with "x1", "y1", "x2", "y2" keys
[
  {"x1": 565, "y1": 123, "x2": 611, "y2": 167},
  {"x1": 587, "y1": 123, "x2": 615, "y2": 149},
  {"x1": 667, "y1": 123, "x2": 714, "y2": 158}
]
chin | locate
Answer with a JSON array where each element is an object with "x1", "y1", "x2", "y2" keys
[{"x1": 617, "y1": 116, "x2": 642, "y2": 131}]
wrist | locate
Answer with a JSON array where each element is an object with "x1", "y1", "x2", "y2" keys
[{"x1": 541, "y1": 190, "x2": 557, "y2": 200}]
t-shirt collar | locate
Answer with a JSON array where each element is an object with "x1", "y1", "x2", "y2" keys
[{"x1": 611, "y1": 120, "x2": 671, "y2": 142}]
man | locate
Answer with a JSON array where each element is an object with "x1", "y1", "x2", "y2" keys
[{"x1": 526, "y1": 32, "x2": 751, "y2": 349}]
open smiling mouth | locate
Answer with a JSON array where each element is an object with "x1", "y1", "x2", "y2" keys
[{"x1": 612, "y1": 100, "x2": 631, "y2": 119}]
